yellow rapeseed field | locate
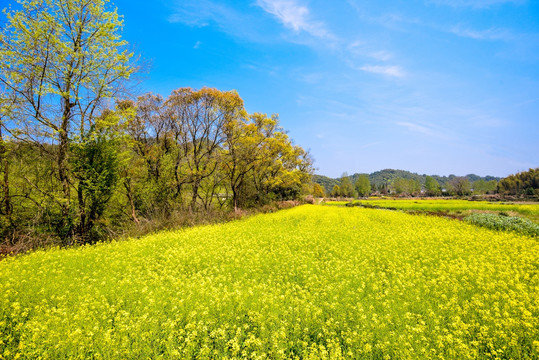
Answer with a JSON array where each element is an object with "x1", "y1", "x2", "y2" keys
[
  {"x1": 1, "y1": 206, "x2": 538, "y2": 359},
  {"x1": 327, "y1": 199, "x2": 539, "y2": 219}
]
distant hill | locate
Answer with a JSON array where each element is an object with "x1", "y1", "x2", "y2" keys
[{"x1": 313, "y1": 169, "x2": 501, "y2": 194}]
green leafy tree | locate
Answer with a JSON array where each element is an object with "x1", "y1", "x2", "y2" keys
[
  {"x1": 425, "y1": 176, "x2": 441, "y2": 196},
  {"x1": 498, "y1": 168, "x2": 538, "y2": 195},
  {"x1": 448, "y1": 177, "x2": 472, "y2": 196},
  {"x1": 392, "y1": 178, "x2": 421, "y2": 196},
  {"x1": 355, "y1": 174, "x2": 371, "y2": 197},
  {"x1": 0, "y1": 0, "x2": 135, "y2": 241},
  {"x1": 71, "y1": 125, "x2": 120, "y2": 242},
  {"x1": 331, "y1": 185, "x2": 341, "y2": 197},
  {"x1": 408, "y1": 179, "x2": 421, "y2": 195},
  {"x1": 472, "y1": 179, "x2": 496, "y2": 194},
  {"x1": 392, "y1": 178, "x2": 407, "y2": 195},
  {"x1": 486, "y1": 180, "x2": 498, "y2": 194},
  {"x1": 339, "y1": 174, "x2": 356, "y2": 198}
]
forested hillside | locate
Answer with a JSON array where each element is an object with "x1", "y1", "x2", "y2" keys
[{"x1": 314, "y1": 169, "x2": 501, "y2": 195}]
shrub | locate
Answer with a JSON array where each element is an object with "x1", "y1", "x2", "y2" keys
[{"x1": 464, "y1": 213, "x2": 539, "y2": 237}]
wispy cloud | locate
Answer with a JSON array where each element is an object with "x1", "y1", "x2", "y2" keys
[
  {"x1": 193, "y1": 41, "x2": 202, "y2": 49},
  {"x1": 360, "y1": 65, "x2": 405, "y2": 78},
  {"x1": 450, "y1": 25, "x2": 514, "y2": 41},
  {"x1": 361, "y1": 141, "x2": 382, "y2": 149},
  {"x1": 256, "y1": 0, "x2": 334, "y2": 39},
  {"x1": 427, "y1": 0, "x2": 525, "y2": 8},
  {"x1": 469, "y1": 115, "x2": 508, "y2": 128},
  {"x1": 347, "y1": 42, "x2": 394, "y2": 61},
  {"x1": 168, "y1": 0, "x2": 271, "y2": 43},
  {"x1": 395, "y1": 121, "x2": 438, "y2": 137},
  {"x1": 369, "y1": 50, "x2": 393, "y2": 61},
  {"x1": 168, "y1": 0, "x2": 225, "y2": 27}
]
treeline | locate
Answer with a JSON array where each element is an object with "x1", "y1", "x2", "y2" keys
[
  {"x1": 316, "y1": 169, "x2": 538, "y2": 198},
  {"x1": 313, "y1": 169, "x2": 501, "y2": 196},
  {"x1": 0, "y1": 0, "x2": 311, "y2": 251},
  {"x1": 498, "y1": 168, "x2": 539, "y2": 196},
  {"x1": 326, "y1": 175, "x2": 496, "y2": 198},
  {"x1": 0, "y1": 88, "x2": 312, "y2": 248}
]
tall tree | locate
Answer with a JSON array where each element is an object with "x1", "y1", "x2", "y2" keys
[
  {"x1": 447, "y1": 177, "x2": 472, "y2": 196},
  {"x1": 498, "y1": 168, "x2": 538, "y2": 195},
  {"x1": 312, "y1": 183, "x2": 325, "y2": 198},
  {"x1": 339, "y1": 174, "x2": 356, "y2": 198},
  {"x1": 472, "y1": 179, "x2": 497, "y2": 195},
  {"x1": 0, "y1": 0, "x2": 136, "y2": 241},
  {"x1": 166, "y1": 87, "x2": 244, "y2": 210},
  {"x1": 425, "y1": 176, "x2": 441, "y2": 196},
  {"x1": 222, "y1": 113, "x2": 263, "y2": 211},
  {"x1": 354, "y1": 174, "x2": 371, "y2": 197},
  {"x1": 392, "y1": 178, "x2": 407, "y2": 195},
  {"x1": 331, "y1": 185, "x2": 340, "y2": 198}
]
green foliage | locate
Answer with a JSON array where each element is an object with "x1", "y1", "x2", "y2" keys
[
  {"x1": 464, "y1": 213, "x2": 539, "y2": 237},
  {"x1": 498, "y1": 168, "x2": 539, "y2": 195},
  {"x1": 338, "y1": 174, "x2": 356, "y2": 198},
  {"x1": 354, "y1": 174, "x2": 371, "y2": 197},
  {"x1": 311, "y1": 174, "x2": 339, "y2": 195},
  {"x1": 472, "y1": 179, "x2": 498, "y2": 195},
  {"x1": 425, "y1": 176, "x2": 441, "y2": 196},
  {"x1": 392, "y1": 177, "x2": 421, "y2": 195},
  {"x1": 368, "y1": 169, "x2": 424, "y2": 188},
  {"x1": 1, "y1": 206, "x2": 537, "y2": 358},
  {"x1": 70, "y1": 126, "x2": 120, "y2": 242},
  {"x1": 447, "y1": 177, "x2": 472, "y2": 196},
  {"x1": 0, "y1": 86, "x2": 313, "y2": 249},
  {"x1": 0, "y1": 0, "x2": 136, "y2": 245},
  {"x1": 313, "y1": 169, "x2": 500, "y2": 195}
]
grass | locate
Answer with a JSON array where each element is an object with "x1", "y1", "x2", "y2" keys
[{"x1": 1, "y1": 205, "x2": 538, "y2": 359}]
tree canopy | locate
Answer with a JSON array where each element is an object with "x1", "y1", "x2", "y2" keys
[{"x1": 0, "y1": 0, "x2": 313, "y2": 249}]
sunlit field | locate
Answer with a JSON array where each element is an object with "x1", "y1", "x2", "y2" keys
[
  {"x1": 1, "y1": 206, "x2": 538, "y2": 359},
  {"x1": 326, "y1": 198, "x2": 539, "y2": 220}
]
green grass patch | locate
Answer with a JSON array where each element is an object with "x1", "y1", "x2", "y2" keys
[{"x1": 464, "y1": 213, "x2": 539, "y2": 237}]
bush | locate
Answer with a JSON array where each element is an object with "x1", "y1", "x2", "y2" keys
[{"x1": 464, "y1": 213, "x2": 539, "y2": 237}]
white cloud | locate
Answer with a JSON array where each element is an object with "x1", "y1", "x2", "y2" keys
[
  {"x1": 360, "y1": 65, "x2": 405, "y2": 78},
  {"x1": 256, "y1": 0, "x2": 333, "y2": 39},
  {"x1": 193, "y1": 41, "x2": 202, "y2": 49}
]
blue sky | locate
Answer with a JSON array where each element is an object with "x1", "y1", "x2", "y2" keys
[{"x1": 113, "y1": 0, "x2": 538, "y2": 178}]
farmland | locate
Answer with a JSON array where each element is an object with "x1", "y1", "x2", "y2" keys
[
  {"x1": 326, "y1": 199, "x2": 539, "y2": 221},
  {"x1": 1, "y1": 205, "x2": 538, "y2": 359}
]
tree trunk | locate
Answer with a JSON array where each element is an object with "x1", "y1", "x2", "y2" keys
[
  {"x1": 77, "y1": 180, "x2": 86, "y2": 238},
  {"x1": 58, "y1": 98, "x2": 72, "y2": 238},
  {"x1": 124, "y1": 179, "x2": 140, "y2": 225},
  {"x1": 232, "y1": 187, "x2": 238, "y2": 213},
  {"x1": 0, "y1": 125, "x2": 12, "y2": 238},
  {"x1": 190, "y1": 178, "x2": 200, "y2": 211}
]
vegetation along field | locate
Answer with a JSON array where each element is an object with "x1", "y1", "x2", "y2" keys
[
  {"x1": 1, "y1": 205, "x2": 538, "y2": 359},
  {"x1": 326, "y1": 199, "x2": 539, "y2": 221}
]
